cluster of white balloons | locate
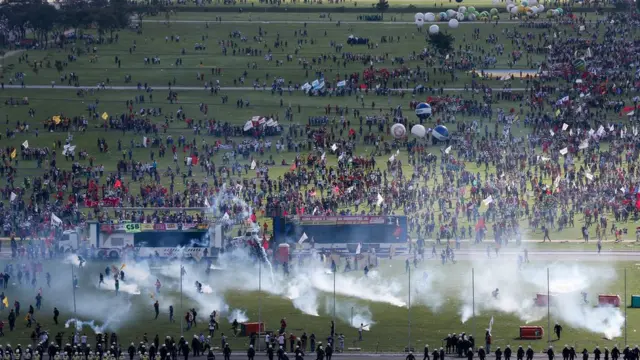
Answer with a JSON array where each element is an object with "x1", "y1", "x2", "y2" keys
[
  {"x1": 415, "y1": 5, "x2": 502, "y2": 29},
  {"x1": 505, "y1": 0, "x2": 552, "y2": 16}
]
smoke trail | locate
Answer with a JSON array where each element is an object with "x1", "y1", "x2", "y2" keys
[
  {"x1": 65, "y1": 318, "x2": 105, "y2": 334},
  {"x1": 286, "y1": 276, "x2": 320, "y2": 316}
]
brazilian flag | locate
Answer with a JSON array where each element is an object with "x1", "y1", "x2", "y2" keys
[{"x1": 573, "y1": 58, "x2": 586, "y2": 72}]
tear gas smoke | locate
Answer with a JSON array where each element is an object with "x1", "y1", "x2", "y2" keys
[
  {"x1": 325, "y1": 299, "x2": 375, "y2": 330},
  {"x1": 226, "y1": 309, "x2": 249, "y2": 323},
  {"x1": 458, "y1": 259, "x2": 624, "y2": 339}
]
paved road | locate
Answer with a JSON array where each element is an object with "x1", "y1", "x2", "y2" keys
[
  {"x1": 142, "y1": 19, "x2": 525, "y2": 25},
  {"x1": 198, "y1": 352, "x2": 571, "y2": 359},
  {"x1": 2, "y1": 84, "x2": 526, "y2": 92},
  {"x1": 433, "y1": 250, "x2": 640, "y2": 261}
]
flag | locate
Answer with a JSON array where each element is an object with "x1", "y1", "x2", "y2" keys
[
  {"x1": 376, "y1": 193, "x2": 384, "y2": 206},
  {"x1": 298, "y1": 233, "x2": 308, "y2": 244},
  {"x1": 482, "y1": 195, "x2": 493, "y2": 206},
  {"x1": 22, "y1": 140, "x2": 29, "y2": 149},
  {"x1": 191, "y1": 155, "x2": 198, "y2": 166},
  {"x1": 559, "y1": 148, "x2": 568, "y2": 155},
  {"x1": 51, "y1": 213, "x2": 62, "y2": 227},
  {"x1": 2, "y1": 297, "x2": 8, "y2": 308},
  {"x1": 579, "y1": 139, "x2": 589, "y2": 150},
  {"x1": 356, "y1": 243, "x2": 362, "y2": 255},
  {"x1": 333, "y1": 186, "x2": 341, "y2": 195},
  {"x1": 562, "y1": 123, "x2": 568, "y2": 131},
  {"x1": 445, "y1": 146, "x2": 452, "y2": 154},
  {"x1": 205, "y1": 197, "x2": 210, "y2": 208},
  {"x1": 114, "y1": 179, "x2": 122, "y2": 188},
  {"x1": 111, "y1": 265, "x2": 119, "y2": 274},
  {"x1": 222, "y1": 213, "x2": 230, "y2": 221},
  {"x1": 142, "y1": 136, "x2": 148, "y2": 147},
  {"x1": 321, "y1": 152, "x2": 326, "y2": 161},
  {"x1": 10, "y1": 149, "x2": 16, "y2": 159},
  {"x1": 52, "y1": 115, "x2": 61, "y2": 124},
  {"x1": 251, "y1": 160, "x2": 256, "y2": 170},
  {"x1": 475, "y1": 217, "x2": 485, "y2": 231},
  {"x1": 389, "y1": 155, "x2": 395, "y2": 162},
  {"x1": 290, "y1": 163, "x2": 297, "y2": 171},
  {"x1": 550, "y1": 129, "x2": 555, "y2": 137},
  {"x1": 101, "y1": 112, "x2": 109, "y2": 120},
  {"x1": 331, "y1": 144, "x2": 338, "y2": 152}
]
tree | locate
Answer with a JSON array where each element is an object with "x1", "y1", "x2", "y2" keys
[
  {"x1": 133, "y1": 0, "x2": 164, "y2": 29},
  {"x1": 427, "y1": 32, "x2": 454, "y2": 55},
  {"x1": 375, "y1": 0, "x2": 388, "y2": 12}
]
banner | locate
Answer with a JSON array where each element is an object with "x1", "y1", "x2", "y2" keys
[
  {"x1": 154, "y1": 224, "x2": 166, "y2": 231},
  {"x1": 182, "y1": 223, "x2": 197, "y2": 230},
  {"x1": 140, "y1": 224, "x2": 154, "y2": 231},
  {"x1": 165, "y1": 223, "x2": 178, "y2": 230},
  {"x1": 124, "y1": 223, "x2": 141, "y2": 233}
]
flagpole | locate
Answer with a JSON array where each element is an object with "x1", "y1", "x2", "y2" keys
[{"x1": 71, "y1": 264, "x2": 77, "y2": 316}]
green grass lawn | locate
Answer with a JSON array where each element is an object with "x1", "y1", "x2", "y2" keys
[{"x1": 1, "y1": 257, "x2": 639, "y2": 352}]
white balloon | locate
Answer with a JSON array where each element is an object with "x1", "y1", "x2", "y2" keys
[
  {"x1": 510, "y1": 6, "x2": 519, "y2": 14},
  {"x1": 415, "y1": 19, "x2": 424, "y2": 27},
  {"x1": 456, "y1": 12, "x2": 465, "y2": 21},
  {"x1": 429, "y1": 24, "x2": 440, "y2": 34},
  {"x1": 391, "y1": 123, "x2": 407, "y2": 139},
  {"x1": 530, "y1": 5, "x2": 538, "y2": 13},
  {"x1": 528, "y1": 0, "x2": 537, "y2": 4},
  {"x1": 458, "y1": 6, "x2": 467, "y2": 13},
  {"x1": 446, "y1": 9, "x2": 457, "y2": 17},
  {"x1": 411, "y1": 124, "x2": 427, "y2": 138},
  {"x1": 468, "y1": 13, "x2": 477, "y2": 20},
  {"x1": 415, "y1": 12, "x2": 425, "y2": 20},
  {"x1": 506, "y1": 3, "x2": 515, "y2": 11},
  {"x1": 448, "y1": 19, "x2": 459, "y2": 28},
  {"x1": 425, "y1": 12, "x2": 436, "y2": 22},
  {"x1": 538, "y1": 4, "x2": 544, "y2": 11}
]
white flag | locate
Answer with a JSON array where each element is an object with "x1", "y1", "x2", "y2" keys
[
  {"x1": 22, "y1": 140, "x2": 29, "y2": 149},
  {"x1": 482, "y1": 195, "x2": 493, "y2": 206},
  {"x1": 559, "y1": 147, "x2": 568, "y2": 155},
  {"x1": 51, "y1": 213, "x2": 63, "y2": 227},
  {"x1": 143, "y1": 136, "x2": 148, "y2": 147},
  {"x1": 298, "y1": 232, "x2": 308, "y2": 244},
  {"x1": 579, "y1": 139, "x2": 589, "y2": 150},
  {"x1": 331, "y1": 144, "x2": 338, "y2": 152},
  {"x1": 355, "y1": 243, "x2": 362, "y2": 255},
  {"x1": 585, "y1": 173, "x2": 594, "y2": 180},
  {"x1": 634, "y1": 126, "x2": 638, "y2": 136},
  {"x1": 550, "y1": 129, "x2": 555, "y2": 137},
  {"x1": 376, "y1": 193, "x2": 384, "y2": 206},
  {"x1": 222, "y1": 212, "x2": 230, "y2": 221},
  {"x1": 562, "y1": 123, "x2": 568, "y2": 131},
  {"x1": 10, "y1": 192, "x2": 17, "y2": 202},
  {"x1": 389, "y1": 155, "x2": 395, "y2": 162},
  {"x1": 445, "y1": 146, "x2": 452, "y2": 154},
  {"x1": 251, "y1": 160, "x2": 256, "y2": 170},
  {"x1": 204, "y1": 197, "x2": 210, "y2": 208},
  {"x1": 597, "y1": 126, "x2": 605, "y2": 137},
  {"x1": 569, "y1": 129, "x2": 573, "y2": 136},
  {"x1": 321, "y1": 152, "x2": 326, "y2": 161}
]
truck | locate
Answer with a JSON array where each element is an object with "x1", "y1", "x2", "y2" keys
[{"x1": 57, "y1": 221, "x2": 224, "y2": 259}]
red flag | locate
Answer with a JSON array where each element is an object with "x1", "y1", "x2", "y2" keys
[
  {"x1": 290, "y1": 163, "x2": 297, "y2": 171},
  {"x1": 475, "y1": 217, "x2": 486, "y2": 231},
  {"x1": 114, "y1": 179, "x2": 122, "y2": 188},
  {"x1": 191, "y1": 155, "x2": 198, "y2": 165}
]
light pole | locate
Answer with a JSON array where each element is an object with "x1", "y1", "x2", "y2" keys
[
  {"x1": 472, "y1": 268, "x2": 475, "y2": 343},
  {"x1": 624, "y1": 268, "x2": 627, "y2": 346},
  {"x1": 408, "y1": 265, "x2": 412, "y2": 352},
  {"x1": 180, "y1": 263, "x2": 184, "y2": 337},
  {"x1": 258, "y1": 261, "x2": 262, "y2": 351},
  {"x1": 71, "y1": 264, "x2": 77, "y2": 315},
  {"x1": 333, "y1": 268, "x2": 336, "y2": 320},
  {"x1": 547, "y1": 268, "x2": 550, "y2": 345}
]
